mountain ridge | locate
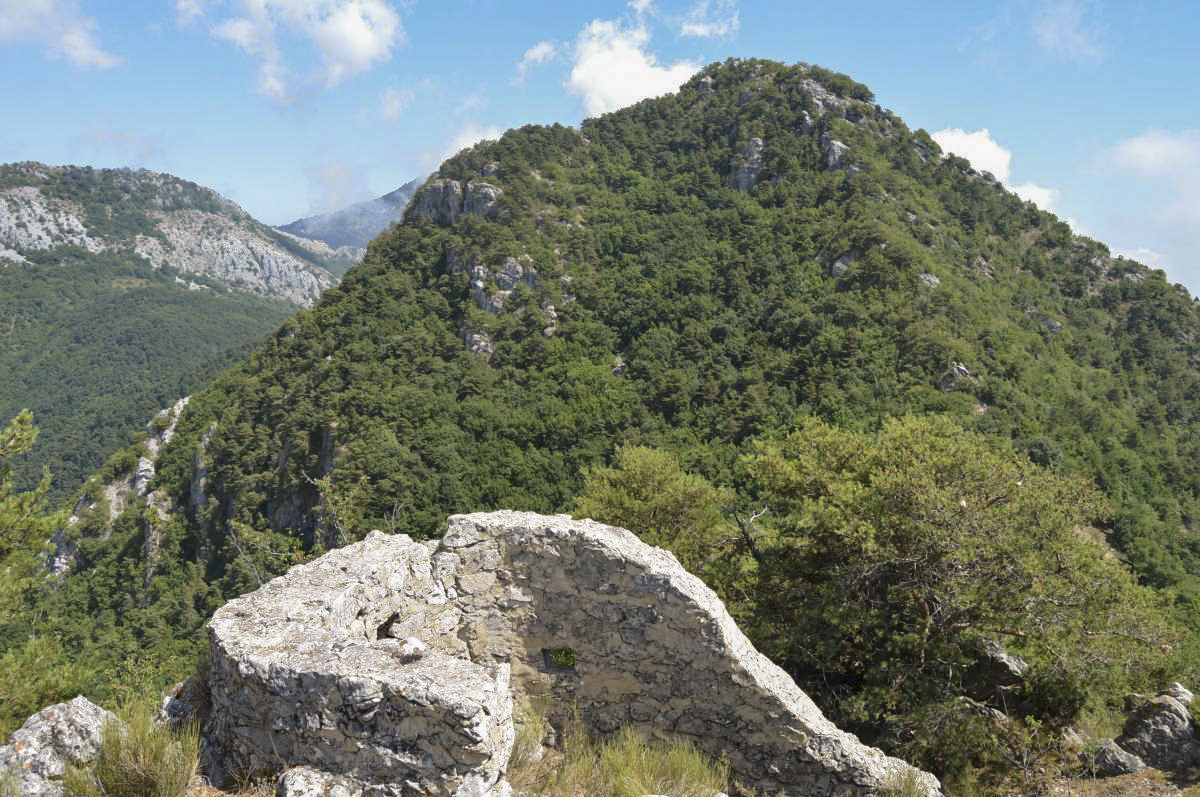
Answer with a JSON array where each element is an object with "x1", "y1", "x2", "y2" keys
[
  {"x1": 277, "y1": 177, "x2": 421, "y2": 254},
  {"x1": 15, "y1": 57, "x2": 1200, "y2": 790},
  {"x1": 0, "y1": 161, "x2": 341, "y2": 305}
]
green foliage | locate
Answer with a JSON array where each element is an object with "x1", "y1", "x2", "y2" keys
[
  {"x1": 745, "y1": 416, "x2": 1176, "y2": 769},
  {"x1": 0, "y1": 247, "x2": 295, "y2": 498},
  {"x1": 62, "y1": 689, "x2": 198, "y2": 797}
]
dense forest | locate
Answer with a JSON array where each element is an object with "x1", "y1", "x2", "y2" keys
[
  {"x1": 0, "y1": 248, "x2": 295, "y2": 496},
  {"x1": 4, "y1": 58, "x2": 1200, "y2": 792}
]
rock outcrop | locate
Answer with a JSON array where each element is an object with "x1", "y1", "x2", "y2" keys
[
  {"x1": 202, "y1": 511, "x2": 940, "y2": 796},
  {"x1": 730, "y1": 137, "x2": 765, "y2": 192},
  {"x1": 0, "y1": 696, "x2": 117, "y2": 796},
  {"x1": 412, "y1": 179, "x2": 504, "y2": 226},
  {"x1": 1115, "y1": 688, "x2": 1200, "y2": 773}
]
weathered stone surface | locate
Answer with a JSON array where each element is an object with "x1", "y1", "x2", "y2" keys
[
  {"x1": 413, "y1": 180, "x2": 503, "y2": 226},
  {"x1": 1116, "y1": 691, "x2": 1200, "y2": 773},
  {"x1": 963, "y1": 640, "x2": 1028, "y2": 711},
  {"x1": 413, "y1": 179, "x2": 464, "y2": 225},
  {"x1": 1089, "y1": 739, "x2": 1146, "y2": 777},
  {"x1": 157, "y1": 675, "x2": 205, "y2": 731},
  {"x1": 0, "y1": 696, "x2": 118, "y2": 796},
  {"x1": 730, "y1": 138, "x2": 765, "y2": 192},
  {"x1": 204, "y1": 511, "x2": 940, "y2": 796},
  {"x1": 448, "y1": 251, "x2": 538, "y2": 315}
]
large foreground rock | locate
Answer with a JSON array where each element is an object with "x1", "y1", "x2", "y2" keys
[
  {"x1": 204, "y1": 511, "x2": 941, "y2": 796},
  {"x1": 0, "y1": 696, "x2": 117, "y2": 796}
]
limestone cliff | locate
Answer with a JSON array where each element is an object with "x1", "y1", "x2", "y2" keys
[{"x1": 0, "y1": 162, "x2": 338, "y2": 305}]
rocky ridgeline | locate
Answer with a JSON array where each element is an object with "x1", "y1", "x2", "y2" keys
[
  {"x1": 0, "y1": 162, "x2": 338, "y2": 305},
  {"x1": 194, "y1": 511, "x2": 939, "y2": 796}
]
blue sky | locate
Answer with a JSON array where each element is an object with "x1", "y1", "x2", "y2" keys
[{"x1": 1, "y1": 0, "x2": 1197, "y2": 290}]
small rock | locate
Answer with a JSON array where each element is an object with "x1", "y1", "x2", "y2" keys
[
  {"x1": 937, "y1": 361, "x2": 978, "y2": 392},
  {"x1": 1088, "y1": 739, "x2": 1146, "y2": 777},
  {"x1": 157, "y1": 675, "x2": 204, "y2": 730},
  {"x1": 919, "y1": 273, "x2": 941, "y2": 288},
  {"x1": 0, "y1": 696, "x2": 119, "y2": 796}
]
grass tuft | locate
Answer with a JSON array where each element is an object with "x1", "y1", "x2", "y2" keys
[
  {"x1": 508, "y1": 707, "x2": 728, "y2": 797},
  {"x1": 62, "y1": 691, "x2": 198, "y2": 797}
]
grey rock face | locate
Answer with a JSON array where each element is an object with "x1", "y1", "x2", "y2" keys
[
  {"x1": 0, "y1": 696, "x2": 117, "y2": 796},
  {"x1": 919, "y1": 273, "x2": 941, "y2": 288},
  {"x1": 821, "y1": 134, "x2": 853, "y2": 173},
  {"x1": 1117, "y1": 691, "x2": 1200, "y2": 772},
  {"x1": 204, "y1": 511, "x2": 941, "y2": 796},
  {"x1": 937, "y1": 362, "x2": 978, "y2": 392},
  {"x1": 829, "y1": 251, "x2": 858, "y2": 277},
  {"x1": 448, "y1": 251, "x2": 538, "y2": 315},
  {"x1": 464, "y1": 182, "x2": 504, "y2": 218},
  {"x1": 964, "y1": 640, "x2": 1028, "y2": 710},
  {"x1": 1089, "y1": 739, "x2": 1146, "y2": 777},
  {"x1": 730, "y1": 138, "x2": 765, "y2": 192},
  {"x1": 414, "y1": 180, "x2": 504, "y2": 226}
]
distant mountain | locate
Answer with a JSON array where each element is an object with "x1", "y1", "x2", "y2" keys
[
  {"x1": 277, "y1": 178, "x2": 422, "y2": 258},
  {"x1": 0, "y1": 162, "x2": 310, "y2": 495},
  {"x1": 0, "y1": 162, "x2": 341, "y2": 305}
]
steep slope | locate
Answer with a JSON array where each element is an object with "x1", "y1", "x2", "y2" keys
[
  {"x1": 0, "y1": 163, "x2": 338, "y2": 304},
  {"x1": 277, "y1": 177, "x2": 421, "y2": 269},
  {"x1": 24, "y1": 58, "x2": 1200, "y2": 784},
  {"x1": 0, "y1": 164, "x2": 317, "y2": 495}
]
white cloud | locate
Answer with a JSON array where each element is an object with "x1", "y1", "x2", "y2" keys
[
  {"x1": 513, "y1": 40, "x2": 557, "y2": 84},
  {"x1": 679, "y1": 0, "x2": 739, "y2": 38},
  {"x1": 1032, "y1": 0, "x2": 1104, "y2": 62},
  {"x1": 379, "y1": 86, "x2": 414, "y2": 121},
  {"x1": 931, "y1": 128, "x2": 1012, "y2": 181},
  {"x1": 202, "y1": 0, "x2": 405, "y2": 101},
  {"x1": 932, "y1": 127, "x2": 1064, "y2": 212},
  {"x1": 1011, "y1": 181, "x2": 1060, "y2": 211},
  {"x1": 1109, "y1": 129, "x2": 1200, "y2": 176},
  {"x1": 566, "y1": 9, "x2": 699, "y2": 117},
  {"x1": 174, "y1": 0, "x2": 208, "y2": 24},
  {"x1": 0, "y1": 0, "x2": 120, "y2": 69},
  {"x1": 455, "y1": 91, "x2": 488, "y2": 115},
  {"x1": 446, "y1": 124, "x2": 503, "y2": 159}
]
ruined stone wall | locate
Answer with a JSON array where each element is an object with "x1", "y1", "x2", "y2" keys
[{"x1": 204, "y1": 511, "x2": 940, "y2": 796}]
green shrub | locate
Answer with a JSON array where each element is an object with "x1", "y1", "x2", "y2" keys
[{"x1": 62, "y1": 691, "x2": 198, "y2": 797}]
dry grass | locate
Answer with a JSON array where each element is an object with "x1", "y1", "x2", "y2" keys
[
  {"x1": 62, "y1": 693, "x2": 198, "y2": 797},
  {"x1": 507, "y1": 708, "x2": 728, "y2": 797}
]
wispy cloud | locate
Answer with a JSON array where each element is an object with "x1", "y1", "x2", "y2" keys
[
  {"x1": 1102, "y1": 129, "x2": 1200, "y2": 279},
  {"x1": 679, "y1": 0, "x2": 739, "y2": 38},
  {"x1": 455, "y1": 91, "x2": 488, "y2": 115},
  {"x1": 196, "y1": 0, "x2": 406, "y2": 103},
  {"x1": 379, "y1": 86, "x2": 414, "y2": 121},
  {"x1": 0, "y1": 0, "x2": 121, "y2": 69},
  {"x1": 78, "y1": 124, "x2": 164, "y2": 163},
  {"x1": 513, "y1": 40, "x2": 558, "y2": 84},
  {"x1": 1032, "y1": 0, "x2": 1104, "y2": 62},
  {"x1": 566, "y1": 1, "x2": 699, "y2": 117}
]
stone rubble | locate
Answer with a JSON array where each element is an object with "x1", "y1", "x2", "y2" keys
[{"x1": 203, "y1": 511, "x2": 941, "y2": 796}]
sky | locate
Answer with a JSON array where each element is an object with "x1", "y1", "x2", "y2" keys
[{"x1": 1, "y1": 0, "x2": 1197, "y2": 291}]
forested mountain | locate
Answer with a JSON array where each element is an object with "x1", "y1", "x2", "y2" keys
[
  {"x1": 0, "y1": 164, "x2": 326, "y2": 495},
  {"x1": 278, "y1": 177, "x2": 421, "y2": 258},
  {"x1": 9, "y1": 59, "x2": 1200, "y2": 791}
]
